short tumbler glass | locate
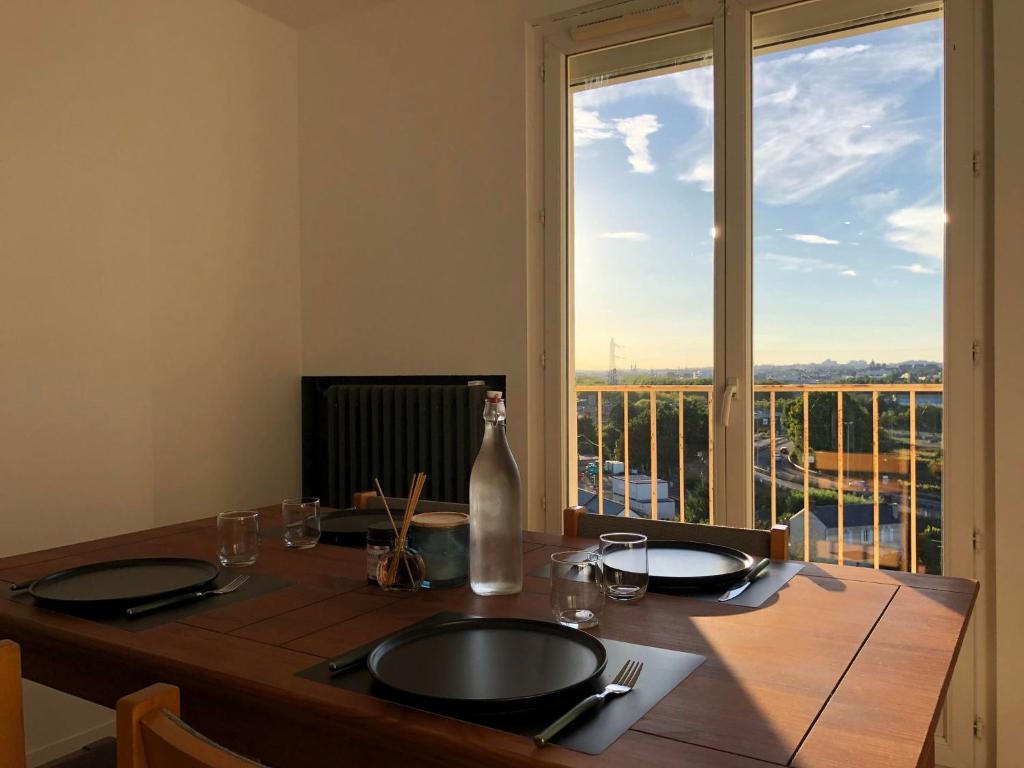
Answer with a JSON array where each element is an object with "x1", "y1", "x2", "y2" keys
[
  {"x1": 600, "y1": 532, "x2": 649, "y2": 602},
  {"x1": 217, "y1": 510, "x2": 261, "y2": 567},
  {"x1": 282, "y1": 497, "x2": 320, "y2": 549},
  {"x1": 550, "y1": 550, "x2": 604, "y2": 629}
]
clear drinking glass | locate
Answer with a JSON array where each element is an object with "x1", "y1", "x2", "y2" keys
[
  {"x1": 600, "y1": 532, "x2": 649, "y2": 602},
  {"x1": 217, "y1": 511, "x2": 261, "y2": 567},
  {"x1": 550, "y1": 551, "x2": 604, "y2": 629},
  {"x1": 282, "y1": 497, "x2": 320, "y2": 549}
]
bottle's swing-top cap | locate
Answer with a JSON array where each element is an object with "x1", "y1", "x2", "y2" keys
[{"x1": 486, "y1": 390, "x2": 503, "y2": 401}]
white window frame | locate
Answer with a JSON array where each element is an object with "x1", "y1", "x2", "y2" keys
[{"x1": 529, "y1": 1, "x2": 990, "y2": 766}]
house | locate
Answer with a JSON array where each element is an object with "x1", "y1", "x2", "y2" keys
[{"x1": 787, "y1": 503, "x2": 906, "y2": 568}]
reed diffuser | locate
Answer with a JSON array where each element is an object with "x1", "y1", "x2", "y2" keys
[{"x1": 376, "y1": 473, "x2": 427, "y2": 591}]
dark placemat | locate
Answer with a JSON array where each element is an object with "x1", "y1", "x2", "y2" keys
[
  {"x1": 676, "y1": 560, "x2": 804, "y2": 607},
  {"x1": 9, "y1": 571, "x2": 293, "y2": 631},
  {"x1": 530, "y1": 550, "x2": 803, "y2": 609},
  {"x1": 297, "y1": 612, "x2": 704, "y2": 755}
]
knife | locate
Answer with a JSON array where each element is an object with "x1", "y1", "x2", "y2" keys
[{"x1": 718, "y1": 558, "x2": 770, "y2": 602}]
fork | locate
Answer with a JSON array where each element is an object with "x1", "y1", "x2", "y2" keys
[
  {"x1": 125, "y1": 575, "x2": 250, "y2": 618},
  {"x1": 534, "y1": 659, "x2": 643, "y2": 747}
]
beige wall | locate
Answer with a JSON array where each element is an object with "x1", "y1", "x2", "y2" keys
[
  {"x1": 994, "y1": 0, "x2": 1024, "y2": 763},
  {"x1": 0, "y1": 0, "x2": 300, "y2": 762},
  {"x1": 297, "y1": 0, "x2": 575, "y2": 526}
]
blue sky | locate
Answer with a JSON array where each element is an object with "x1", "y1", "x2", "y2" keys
[{"x1": 572, "y1": 19, "x2": 944, "y2": 370}]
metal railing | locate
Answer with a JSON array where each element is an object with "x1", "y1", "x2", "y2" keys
[{"x1": 574, "y1": 382, "x2": 943, "y2": 571}]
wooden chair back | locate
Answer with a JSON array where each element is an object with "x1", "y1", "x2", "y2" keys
[
  {"x1": 354, "y1": 492, "x2": 468, "y2": 514},
  {"x1": 116, "y1": 684, "x2": 262, "y2": 768},
  {"x1": 0, "y1": 640, "x2": 27, "y2": 768},
  {"x1": 563, "y1": 507, "x2": 789, "y2": 561}
]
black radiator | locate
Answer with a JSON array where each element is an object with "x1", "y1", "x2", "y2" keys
[{"x1": 302, "y1": 375, "x2": 505, "y2": 507}]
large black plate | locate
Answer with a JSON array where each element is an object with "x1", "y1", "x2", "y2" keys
[
  {"x1": 366, "y1": 617, "x2": 607, "y2": 711},
  {"x1": 318, "y1": 508, "x2": 389, "y2": 546},
  {"x1": 603, "y1": 540, "x2": 755, "y2": 591},
  {"x1": 28, "y1": 558, "x2": 219, "y2": 609}
]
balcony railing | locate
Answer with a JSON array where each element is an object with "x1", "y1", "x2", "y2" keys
[{"x1": 574, "y1": 382, "x2": 943, "y2": 573}]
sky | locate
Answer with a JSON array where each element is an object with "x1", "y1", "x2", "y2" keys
[{"x1": 572, "y1": 19, "x2": 944, "y2": 371}]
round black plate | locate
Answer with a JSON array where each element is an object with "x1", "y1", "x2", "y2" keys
[
  {"x1": 604, "y1": 540, "x2": 755, "y2": 591},
  {"x1": 367, "y1": 617, "x2": 607, "y2": 711},
  {"x1": 28, "y1": 558, "x2": 219, "y2": 609},
  {"x1": 318, "y1": 508, "x2": 389, "y2": 546}
]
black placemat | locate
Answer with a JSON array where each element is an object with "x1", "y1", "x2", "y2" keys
[
  {"x1": 531, "y1": 550, "x2": 803, "y2": 609},
  {"x1": 8, "y1": 572, "x2": 293, "y2": 631},
  {"x1": 297, "y1": 612, "x2": 704, "y2": 755}
]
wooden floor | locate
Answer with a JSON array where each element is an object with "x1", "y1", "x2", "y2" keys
[{"x1": 0, "y1": 511, "x2": 976, "y2": 768}]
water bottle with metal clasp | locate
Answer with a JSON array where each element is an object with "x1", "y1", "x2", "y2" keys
[{"x1": 469, "y1": 391, "x2": 523, "y2": 595}]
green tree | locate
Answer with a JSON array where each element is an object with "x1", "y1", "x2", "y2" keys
[
  {"x1": 612, "y1": 394, "x2": 710, "y2": 481},
  {"x1": 577, "y1": 415, "x2": 599, "y2": 457},
  {"x1": 602, "y1": 424, "x2": 621, "y2": 461},
  {"x1": 782, "y1": 393, "x2": 893, "y2": 464},
  {"x1": 683, "y1": 479, "x2": 710, "y2": 524}
]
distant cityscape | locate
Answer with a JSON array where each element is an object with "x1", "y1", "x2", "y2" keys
[{"x1": 576, "y1": 358, "x2": 942, "y2": 385}]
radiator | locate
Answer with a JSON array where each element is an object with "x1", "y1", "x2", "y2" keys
[{"x1": 318, "y1": 382, "x2": 489, "y2": 507}]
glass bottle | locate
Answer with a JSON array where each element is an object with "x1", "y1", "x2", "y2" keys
[{"x1": 469, "y1": 391, "x2": 523, "y2": 595}]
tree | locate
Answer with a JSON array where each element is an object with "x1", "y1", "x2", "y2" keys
[
  {"x1": 602, "y1": 424, "x2": 622, "y2": 460},
  {"x1": 782, "y1": 393, "x2": 894, "y2": 464},
  {"x1": 611, "y1": 394, "x2": 710, "y2": 482},
  {"x1": 577, "y1": 415, "x2": 598, "y2": 457}
]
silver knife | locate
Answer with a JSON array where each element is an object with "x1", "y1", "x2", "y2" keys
[{"x1": 718, "y1": 558, "x2": 770, "y2": 602}]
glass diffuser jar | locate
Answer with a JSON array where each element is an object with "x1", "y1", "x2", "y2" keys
[{"x1": 376, "y1": 546, "x2": 426, "y2": 592}]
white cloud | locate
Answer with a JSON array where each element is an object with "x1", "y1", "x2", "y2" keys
[
  {"x1": 893, "y1": 263, "x2": 938, "y2": 275},
  {"x1": 670, "y1": 66, "x2": 714, "y2": 114},
  {"x1": 805, "y1": 44, "x2": 872, "y2": 62},
  {"x1": 573, "y1": 107, "x2": 614, "y2": 146},
  {"x1": 573, "y1": 106, "x2": 664, "y2": 173},
  {"x1": 764, "y1": 253, "x2": 850, "y2": 273},
  {"x1": 677, "y1": 158, "x2": 714, "y2": 191},
  {"x1": 856, "y1": 189, "x2": 900, "y2": 209},
  {"x1": 841, "y1": 270, "x2": 858, "y2": 277},
  {"x1": 599, "y1": 231, "x2": 651, "y2": 242},
  {"x1": 752, "y1": 30, "x2": 941, "y2": 204},
  {"x1": 885, "y1": 204, "x2": 944, "y2": 259},
  {"x1": 615, "y1": 114, "x2": 661, "y2": 173},
  {"x1": 787, "y1": 233, "x2": 840, "y2": 245}
]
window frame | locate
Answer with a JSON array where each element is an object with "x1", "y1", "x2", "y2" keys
[{"x1": 531, "y1": 1, "x2": 989, "y2": 765}]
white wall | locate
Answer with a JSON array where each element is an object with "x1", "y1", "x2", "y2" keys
[
  {"x1": 0, "y1": 1, "x2": 301, "y2": 761},
  {"x1": 993, "y1": 0, "x2": 1024, "y2": 763},
  {"x1": 297, "y1": 0, "x2": 576, "y2": 527}
]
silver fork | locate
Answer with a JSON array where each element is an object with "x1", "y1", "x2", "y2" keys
[
  {"x1": 125, "y1": 575, "x2": 250, "y2": 618},
  {"x1": 534, "y1": 659, "x2": 643, "y2": 747}
]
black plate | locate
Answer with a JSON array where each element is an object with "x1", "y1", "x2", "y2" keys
[
  {"x1": 604, "y1": 540, "x2": 755, "y2": 591},
  {"x1": 366, "y1": 617, "x2": 607, "y2": 711},
  {"x1": 28, "y1": 558, "x2": 219, "y2": 609},
  {"x1": 318, "y1": 508, "x2": 389, "y2": 546}
]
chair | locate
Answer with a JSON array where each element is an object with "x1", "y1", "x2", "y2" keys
[
  {"x1": 1, "y1": 640, "x2": 116, "y2": 768},
  {"x1": 116, "y1": 684, "x2": 263, "y2": 767},
  {"x1": 354, "y1": 492, "x2": 468, "y2": 514},
  {"x1": 563, "y1": 507, "x2": 789, "y2": 561}
]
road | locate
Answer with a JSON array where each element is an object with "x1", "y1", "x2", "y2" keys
[{"x1": 753, "y1": 436, "x2": 942, "y2": 518}]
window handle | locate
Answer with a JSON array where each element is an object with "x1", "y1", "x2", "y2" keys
[{"x1": 720, "y1": 378, "x2": 739, "y2": 428}]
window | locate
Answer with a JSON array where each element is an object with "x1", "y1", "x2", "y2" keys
[
  {"x1": 542, "y1": 2, "x2": 981, "y2": 759},
  {"x1": 555, "y1": 0, "x2": 955, "y2": 576}
]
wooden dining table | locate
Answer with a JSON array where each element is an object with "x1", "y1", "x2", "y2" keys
[{"x1": 0, "y1": 508, "x2": 976, "y2": 768}]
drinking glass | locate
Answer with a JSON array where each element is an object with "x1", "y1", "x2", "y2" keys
[
  {"x1": 550, "y1": 550, "x2": 604, "y2": 629},
  {"x1": 282, "y1": 497, "x2": 320, "y2": 549},
  {"x1": 600, "y1": 532, "x2": 648, "y2": 602},
  {"x1": 217, "y1": 511, "x2": 261, "y2": 567}
]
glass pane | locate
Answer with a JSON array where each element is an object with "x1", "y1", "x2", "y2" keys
[
  {"x1": 751, "y1": 13, "x2": 944, "y2": 573},
  {"x1": 571, "y1": 27, "x2": 714, "y2": 523}
]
